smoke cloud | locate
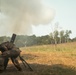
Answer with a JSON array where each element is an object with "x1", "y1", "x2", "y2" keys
[{"x1": 0, "y1": 0, "x2": 55, "y2": 36}]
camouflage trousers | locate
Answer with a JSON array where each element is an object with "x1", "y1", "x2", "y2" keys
[
  {"x1": 4, "y1": 57, "x2": 22, "y2": 71},
  {"x1": 0, "y1": 49, "x2": 22, "y2": 72},
  {"x1": 0, "y1": 55, "x2": 4, "y2": 72}
]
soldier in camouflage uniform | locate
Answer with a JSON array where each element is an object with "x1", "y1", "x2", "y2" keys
[{"x1": 0, "y1": 41, "x2": 22, "y2": 72}]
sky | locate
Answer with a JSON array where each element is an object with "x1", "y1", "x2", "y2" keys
[
  {"x1": 0, "y1": 0, "x2": 76, "y2": 38},
  {"x1": 33, "y1": 0, "x2": 76, "y2": 38}
]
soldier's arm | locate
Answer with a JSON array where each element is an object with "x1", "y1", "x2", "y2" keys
[
  {"x1": 3, "y1": 46, "x2": 8, "y2": 51},
  {"x1": 1, "y1": 45, "x2": 8, "y2": 51}
]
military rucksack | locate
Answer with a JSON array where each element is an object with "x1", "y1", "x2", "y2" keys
[{"x1": 2, "y1": 48, "x2": 21, "y2": 58}]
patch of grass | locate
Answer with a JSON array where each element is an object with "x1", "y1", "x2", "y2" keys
[
  {"x1": 0, "y1": 42, "x2": 76, "y2": 75},
  {"x1": 49, "y1": 64, "x2": 76, "y2": 75}
]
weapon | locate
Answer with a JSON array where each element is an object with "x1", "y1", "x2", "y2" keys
[
  {"x1": 19, "y1": 56, "x2": 33, "y2": 71},
  {"x1": 10, "y1": 34, "x2": 16, "y2": 43},
  {"x1": 10, "y1": 34, "x2": 33, "y2": 71}
]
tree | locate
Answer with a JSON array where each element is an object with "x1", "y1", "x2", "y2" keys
[
  {"x1": 53, "y1": 30, "x2": 59, "y2": 45},
  {"x1": 65, "y1": 30, "x2": 72, "y2": 42},
  {"x1": 59, "y1": 30, "x2": 64, "y2": 43},
  {"x1": 49, "y1": 33, "x2": 54, "y2": 44}
]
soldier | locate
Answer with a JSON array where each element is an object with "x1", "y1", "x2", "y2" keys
[{"x1": 0, "y1": 41, "x2": 22, "y2": 72}]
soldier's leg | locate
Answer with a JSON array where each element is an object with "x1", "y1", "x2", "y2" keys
[
  {"x1": 4, "y1": 58, "x2": 9, "y2": 70},
  {"x1": 2, "y1": 51, "x2": 9, "y2": 70},
  {"x1": 11, "y1": 58, "x2": 22, "y2": 71},
  {"x1": 0, "y1": 55, "x2": 4, "y2": 72}
]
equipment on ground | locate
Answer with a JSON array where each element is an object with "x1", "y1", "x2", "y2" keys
[{"x1": 10, "y1": 34, "x2": 33, "y2": 71}]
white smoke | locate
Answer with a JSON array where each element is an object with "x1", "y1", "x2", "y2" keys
[{"x1": 0, "y1": 0, "x2": 55, "y2": 36}]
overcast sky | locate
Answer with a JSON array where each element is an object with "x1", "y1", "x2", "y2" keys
[{"x1": 0, "y1": 0, "x2": 76, "y2": 38}]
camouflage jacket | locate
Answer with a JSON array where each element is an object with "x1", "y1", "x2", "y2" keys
[{"x1": 0, "y1": 41, "x2": 15, "y2": 53}]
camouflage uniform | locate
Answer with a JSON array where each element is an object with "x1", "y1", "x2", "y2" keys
[
  {"x1": 0, "y1": 41, "x2": 22, "y2": 71},
  {"x1": 0, "y1": 55, "x2": 4, "y2": 72}
]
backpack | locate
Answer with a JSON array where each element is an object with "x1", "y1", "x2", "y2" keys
[{"x1": 2, "y1": 48, "x2": 21, "y2": 58}]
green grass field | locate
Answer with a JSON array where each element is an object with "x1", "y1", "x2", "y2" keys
[{"x1": 0, "y1": 42, "x2": 76, "y2": 75}]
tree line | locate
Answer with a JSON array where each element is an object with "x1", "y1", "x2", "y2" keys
[{"x1": 0, "y1": 30, "x2": 76, "y2": 47}]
